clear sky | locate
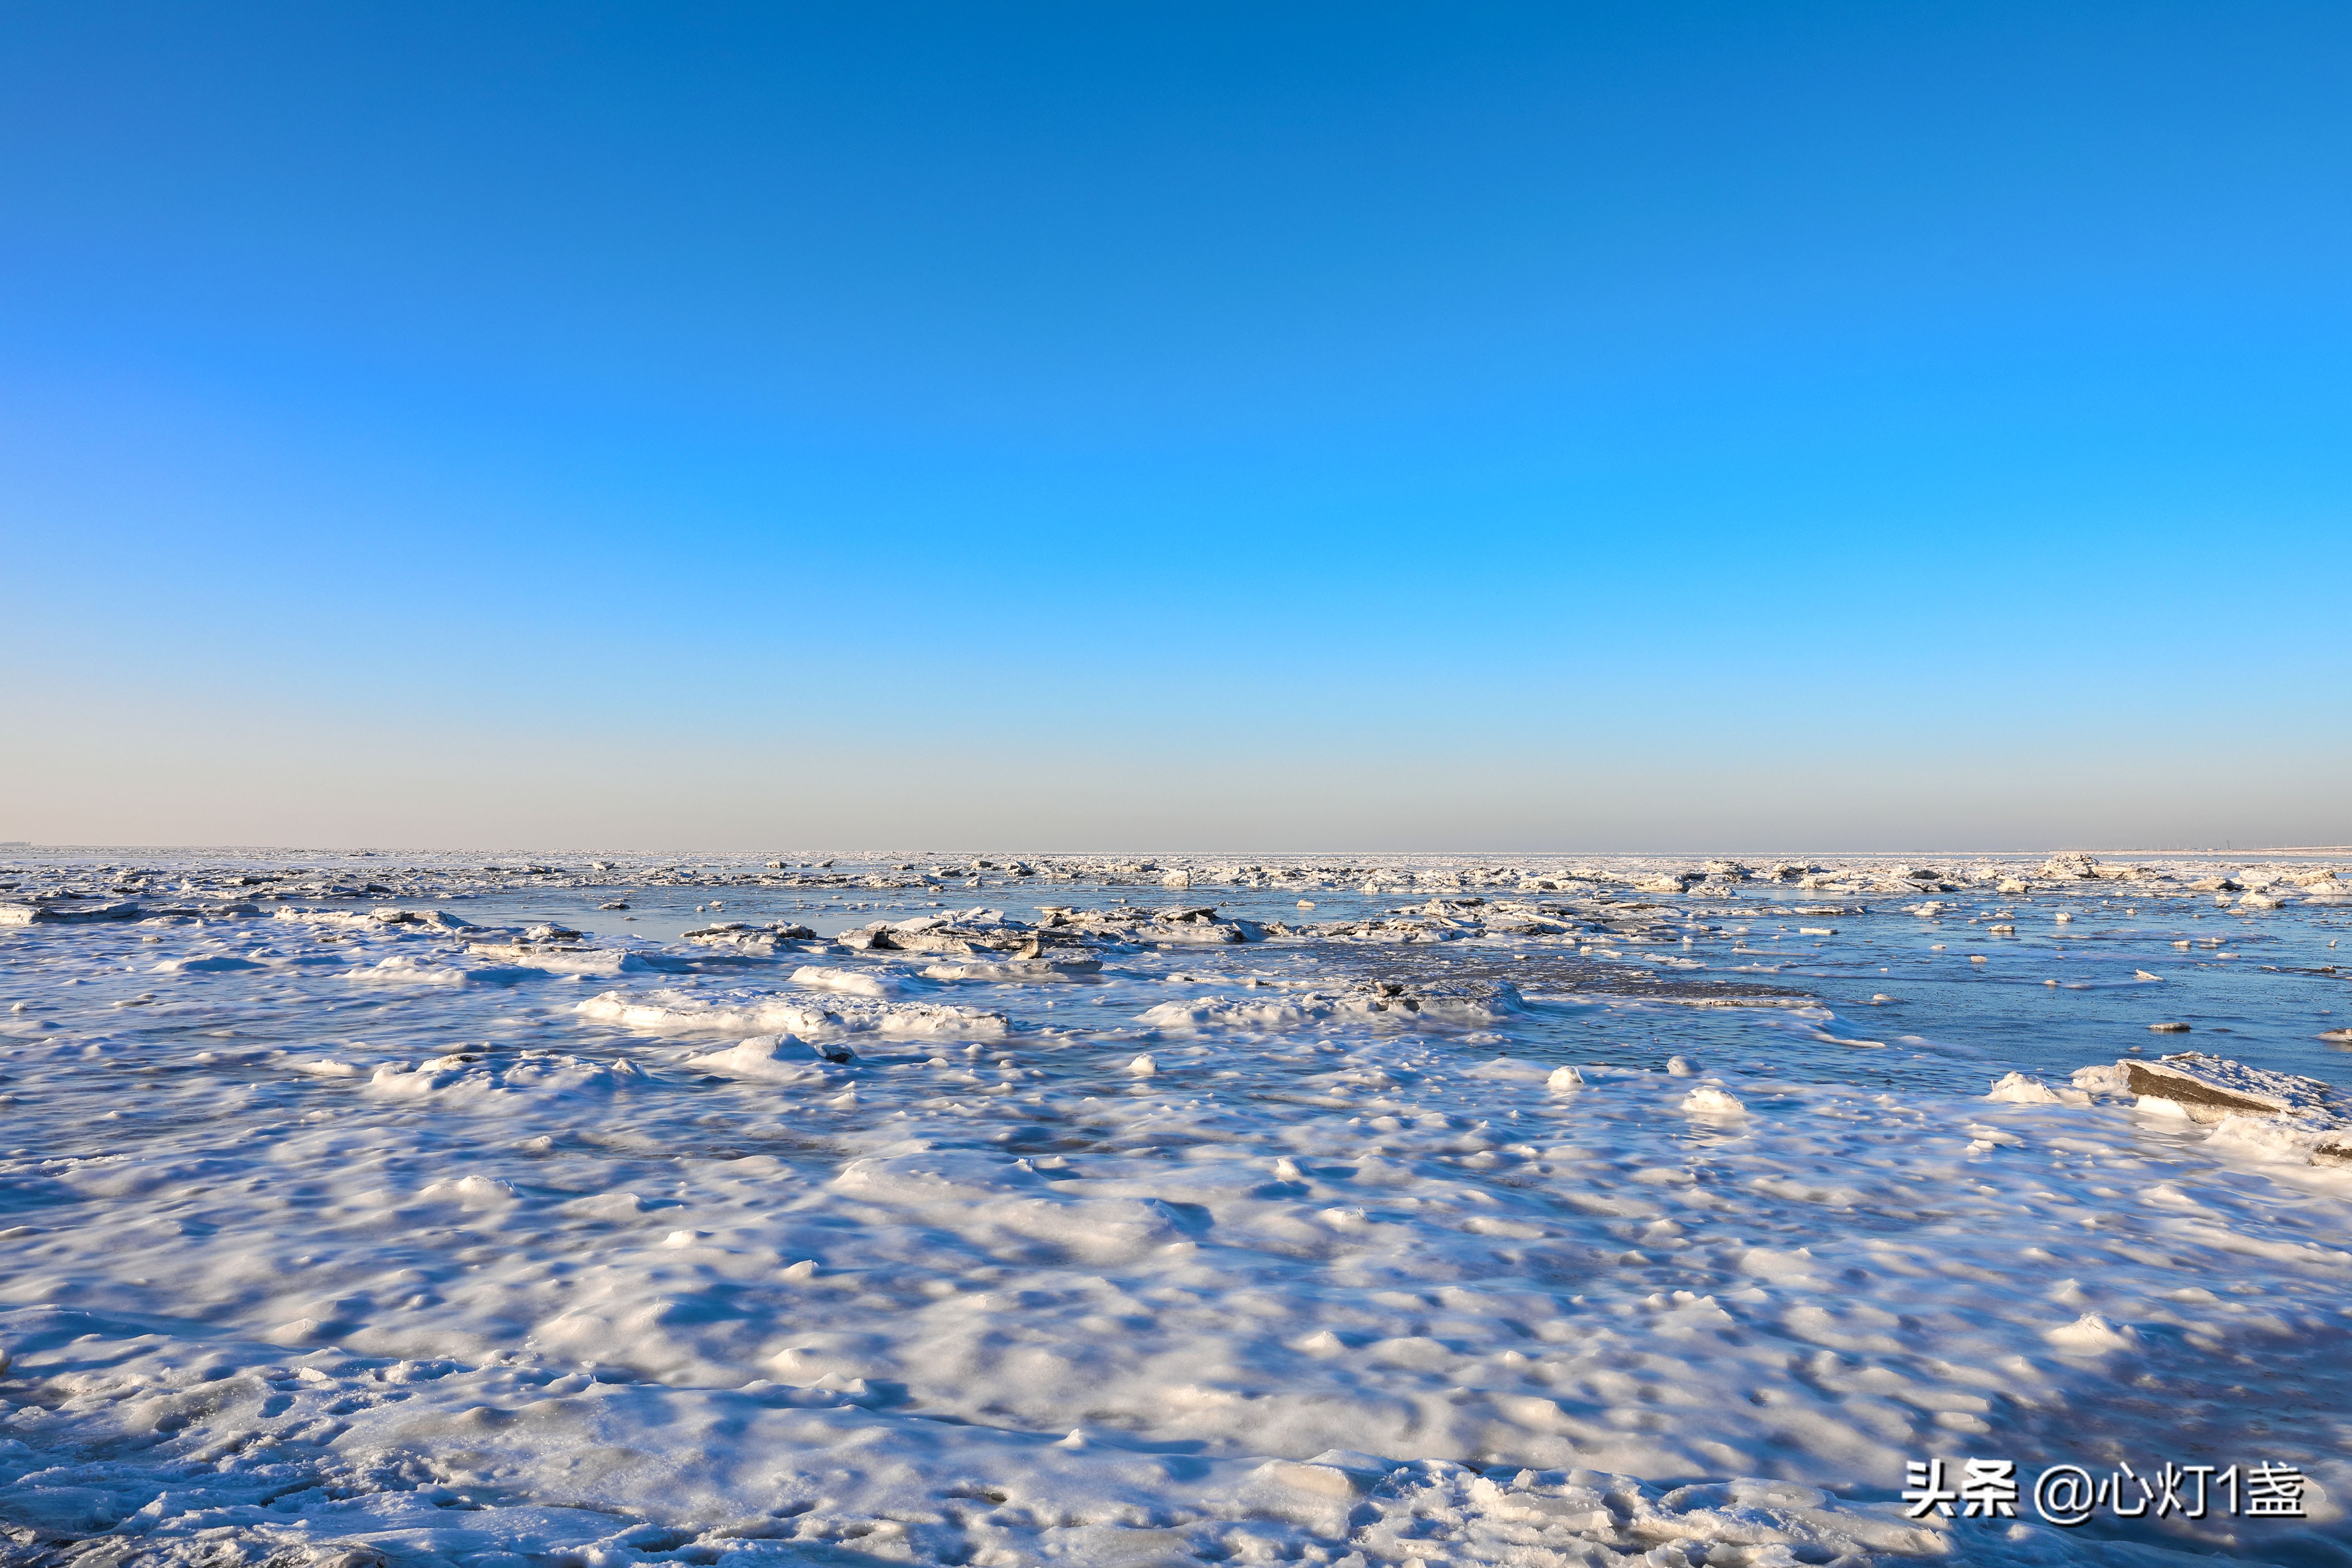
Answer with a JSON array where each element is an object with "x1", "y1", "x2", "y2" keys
[{"x1": 3, "y1": 2, "x2": 2347, "y2": 852}]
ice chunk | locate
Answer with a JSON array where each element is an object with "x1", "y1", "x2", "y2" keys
[
  {"x1": 1680, "y1": 1086, "x2": 1747, "y2": 1116},
  {"x1": 2045, "y1": 1312, "x2": 2139, "y2": 1353},
  {"x1": 790, "y1": 964, "x2": 905, "y2": 997},
  {"x1": 2205, "y1": 1113, "x2": 2352, "y2": 1165},
  {"x1": 2120, "y1": 1053, "x2": 2340, "y2": 1122},
  {"x1": 684, "y1": 922, "x2": 817, "y2": 954},
  {"x1": 1147, "y1": 907, "x2": 1248, "y2": 944},
  {"x1": 578, "y1": 986, "x2": 1007, "y2": 1038},
  {"x1": 918, "y1": 957, "x2": 1101, "y2": 981},
  {"x1": 1985, "y1": 1071, "x2": 2088, "y2": 1105},
  {"x1": 417, "y1": 1173, "x2": 518, "y2": 1208},
  {"x1": 684, "y1": 1033, "x2": 854, "y2": 1078},
  {"x1": 841, "y1": 912, "x2": 1042, "y2": 954},
  {"x1": 2038, "y1": 852, "x2": 2101, "y2": 880},
  {"x1": 1139, "y1": 979, "x2": 1524, "y2": 1030},
  {"x1": 366, "y1": 1051, "x2": 646, "y2": 1107},
  {"x1": 1137, "y1": 993, "x2": 1334, "y2": 1029},
  {"x1": 275, "y1": 905, "x2": 476, "y2": 932},
  {"x1": 0, "y1": 900, "x2": 141, "y2": 925},
  {"x1": 2069, "y1": 1063, "x2": 2132, "y2": 1096},
  {"x1": 466, "y1": 942, "x2": 649, "y2": 976},
  {"x1": 287, "y1": 1057, "x2": 364, "y2": 1077},
  {"x1": 346, "y1": 955, "x2": 493, "y2": 987}
]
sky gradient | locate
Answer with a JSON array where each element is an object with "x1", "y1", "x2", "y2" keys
[{"x1": 3, "y1": 2, "x2": 2348, "y2": 851}]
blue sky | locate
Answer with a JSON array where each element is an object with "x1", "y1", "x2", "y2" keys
[{"x1": 3, "y1": 2, "x2": 2347, "y2": 850}]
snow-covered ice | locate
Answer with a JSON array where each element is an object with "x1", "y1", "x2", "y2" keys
[{"x1": 2, "y1": 848, "x2": 2350, "y2": 1566}]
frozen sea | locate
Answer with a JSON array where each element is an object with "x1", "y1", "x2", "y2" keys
[{"x1": 2, "y1": 850, "x2": 2348, "y2": 1568}]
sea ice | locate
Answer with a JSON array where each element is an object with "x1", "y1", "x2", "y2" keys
[{"x1": 4, "y1": 847, "x2": 2349, "y2": 1567}]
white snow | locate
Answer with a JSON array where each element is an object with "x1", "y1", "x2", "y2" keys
[
  {"x1": 4, "y1": 847, "x2": 2350, "y2": 1566},
  {"x1": 577, "y1": 984, "x2": 1008, "y2": 1038},
  {"x1": 682, "y1": 1033, "x2": 857, "y2": 1079}
]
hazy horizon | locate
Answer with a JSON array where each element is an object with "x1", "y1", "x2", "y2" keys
[{"x1": 7, "y1": 840, "x2": 2347, "y2": 860}]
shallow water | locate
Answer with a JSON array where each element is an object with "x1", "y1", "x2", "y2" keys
[{"x1": 2, "y1": 850, "x2": 2348, "y2": 1567}]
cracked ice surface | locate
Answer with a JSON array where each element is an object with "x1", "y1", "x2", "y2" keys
[{"x1": 1, "y1": 849, "x2": 2349, "y2": 1567}]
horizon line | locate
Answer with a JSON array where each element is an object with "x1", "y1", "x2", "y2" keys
[{"x1": 5, "y1": 843, "x2": 2348, "y2": 858}]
